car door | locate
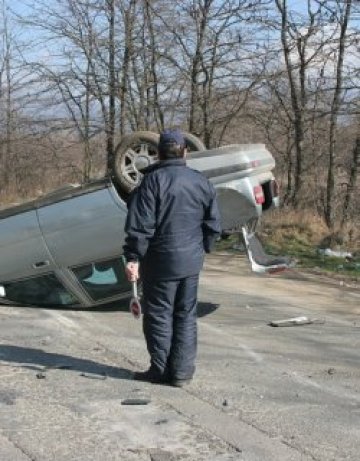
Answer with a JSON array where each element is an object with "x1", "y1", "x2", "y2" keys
[
  {"x1": 37, "y1": 186, "x2": 127, "y2": 269},
  {"x1": 0, "y1": 209, "x2": 56, "y2": 282}
]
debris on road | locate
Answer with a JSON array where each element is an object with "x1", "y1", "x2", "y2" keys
[
  {"x1": 269, "y1": 316, "x2": 325, "y2": 327},
  {"x1": 149, "y1": 449, "x2": 176, "y2": 461},
  {"x1": 318, "y1": 248, "x2": 353, "y2": 260},
  {"x1": 121, "y1": 398, "x2": 151, "y2": 405},
  {"x1": 79, "y1": 372, "x2": 107, "y2": 380},
  {"x1": 154, "y1": 419, "x2": 168, "y2": 425},
  {"x1": 327, "y1": 367, "x2": 336, "y2": 375},
  {"x1": 33, "y1": 364, "x2": 74, "y2": 380},
  {"x1": 36, "y1": 372, "x2": 46, "y2": 379}
]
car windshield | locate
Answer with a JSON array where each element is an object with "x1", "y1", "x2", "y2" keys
[
  {"x1": 3, "y1": 274, "x2": 79, "y2": 306},
  {"x1": 72, "y1": 257, "x2": 131, "y2": 301}
]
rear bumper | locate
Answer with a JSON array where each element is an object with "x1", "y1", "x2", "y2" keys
[{"x1": 215, "y1": 175, "x2": 279, "y2": 231}]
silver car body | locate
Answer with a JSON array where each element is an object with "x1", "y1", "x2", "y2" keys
[{"x1": 0, "y1": 144, "x2": 279, "y2": 307}]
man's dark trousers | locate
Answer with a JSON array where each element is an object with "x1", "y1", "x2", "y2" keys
[{"x1": 142, "y1": 275, "x2": 199, "y2": 381}]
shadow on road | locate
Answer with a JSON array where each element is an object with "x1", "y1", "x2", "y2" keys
[
  {"x1": 1, "y1": 300, "x2": 220, "y2": 317},
  {"x1": 197, "y1": 301, "x2": 220, "y2": 318},
  {"x1": 0, "y1": 299, "x2": 131, "y2": 313},
  {"x1": 0, "y1": 344, "x2": 133, "y2": 380}
]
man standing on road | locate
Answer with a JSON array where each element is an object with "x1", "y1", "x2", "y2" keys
[{"x1": 123, "y1": 129, "x2": 221, "y2": 387}]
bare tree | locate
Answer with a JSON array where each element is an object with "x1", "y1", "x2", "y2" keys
[
  {"x1": 325, "y1": 0, "x2": 353, "y2": 228},
  {"x1": 272, "y1": 0, "x2": 331, "y2": 206},
  {"x1": 4, "y1": 0, "x2": 358, "y2": 234},
  {"x1": 118, "y1": 0, "x2": 137, "y2": 135},
  {"x1": 340, "y1": 133, "x2": 359, "y2": 231},
  {"x1": 143, "y1": 0, "x2": 165, "y2": 130},
  {"x1": 254, "y1": 0, "x2": 358, "y2": 220},
  {"x1": 0, "y1": 0, "x2": 39, "y2": 193},
  {"x1": 150, "y1": 0, "x2": 270, "y2": 147},
  {"x1": 0, "y1": 0, "x2": 12, "y2": 186},
  {"x1": 106, "y1": 0, "x2": 116, "y2": 174},
  {"x1": 19, "y1": 0, "x2": 121, "y2": 179}
]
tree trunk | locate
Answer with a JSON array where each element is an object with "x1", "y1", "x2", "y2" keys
[
  {"x1": 275, "y1": 0, "x2": 304, "y2": 207},
  {"x1": 2, "y1": 0, "x2": 11, "y2": 186},
  {"x1": 83, "y1": 60, "x2": 92, "y2": 182},
  {"x1": 325, "y1": 0, "x2": 352, "y2": 228},
  {"x1": 106, "y1": 0, "x2": 116, "y2": 175},
  {"x1": 340, "y1": 135, "x2": 359, "y2": 230},
  {"x1": 189, "y1": 1, "x2": 211, "y2": 134},
  {"x1": 119, "y1": 1, "x2": 136, "y2": 136},
  {"x1": 144, "y1": 0, "x2": 164, "y2": 131}
]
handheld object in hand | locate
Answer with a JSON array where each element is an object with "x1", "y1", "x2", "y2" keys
[{"x1": 130, "y1": 281, "x2": 142, "y2": 319}]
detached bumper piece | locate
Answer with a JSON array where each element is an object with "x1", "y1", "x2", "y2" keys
[{"x1": 242, "y1": 227, "x2": 295, "y2": 274}]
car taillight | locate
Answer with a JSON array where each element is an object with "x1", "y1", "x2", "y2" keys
[{"x1": 253, "y1": 185, "x2": 265, "y2": 204}]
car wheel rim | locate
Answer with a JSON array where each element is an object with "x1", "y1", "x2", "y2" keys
[{"x1": 121, "y1": 142, "x2": 158, "y2": 186}]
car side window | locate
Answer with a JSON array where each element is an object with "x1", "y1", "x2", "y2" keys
[
  {"x1": 72, "y1": 257, "x2": 131, "y2": 301},
  {"x1": 3, "y1": 274, "x2": 79, "y2": 306}
]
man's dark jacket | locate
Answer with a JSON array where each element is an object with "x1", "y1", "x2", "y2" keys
[{"x1": 123, "y1": 158, "x2": 221, "y2": 280}]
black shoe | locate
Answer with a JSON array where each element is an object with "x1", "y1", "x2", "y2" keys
[
  {"x1": 171, "y1": 378, "x2": 192, "y2": 388},
  {"x1": 133, "y1": 369, "x2": 168, "y2": 384}
]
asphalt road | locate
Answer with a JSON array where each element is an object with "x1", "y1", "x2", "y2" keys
[{"x1": 0, "y1": 253, "x2": 359, "y2": 461}]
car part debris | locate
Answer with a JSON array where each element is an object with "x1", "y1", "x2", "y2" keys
[
  {"x1": 269, "y1": 316, "x2": 325, "y2": 327},
  {"x1": 242, "y1": 227, "x2": 295, "y2": 274},
  {"x1": 121, "y1": 398, "x2": 151, "y2": 405}
]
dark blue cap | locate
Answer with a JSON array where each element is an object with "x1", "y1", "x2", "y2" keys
[{"x1": 159, "y1": 129, "x2": 185, "y2": 148}]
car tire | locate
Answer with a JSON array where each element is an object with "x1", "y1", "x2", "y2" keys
[
  {"x1": 113, "y1": 131, "x2": 160, "y2": 193},
  {"x1": 183, "y1": 132, "x2": 206, "y2": 152}
]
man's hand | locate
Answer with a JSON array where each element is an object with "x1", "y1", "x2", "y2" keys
[{"x1": 125, "y1": 261, "x2": 139, "y2": 282}]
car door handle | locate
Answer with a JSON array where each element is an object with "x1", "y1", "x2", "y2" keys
[{"x1": 33, "y1": 260, "x2": 50, "y2": 269}]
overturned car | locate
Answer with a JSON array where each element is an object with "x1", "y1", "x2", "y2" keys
[{"x1": 0, "y1": 131, "x2": 290, "y2": 308}]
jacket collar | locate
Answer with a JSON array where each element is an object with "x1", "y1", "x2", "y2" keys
[
  {"x1": 143, "y1": 158, "x2": 186, "y2": 174},
  {"x1": 158, "y1": 158, "x2": 186, "y2": 167}
]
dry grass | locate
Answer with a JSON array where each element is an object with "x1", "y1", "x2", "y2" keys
[
  {"x1": 261, "y1": 209, "x2": 359, "y2": 251},
  {"x1": 257, "y1": 209, "x2": 360, "y2": 279},
  {"x1": 261, "y1": 209, "x2": 329, "y2": 246}
]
